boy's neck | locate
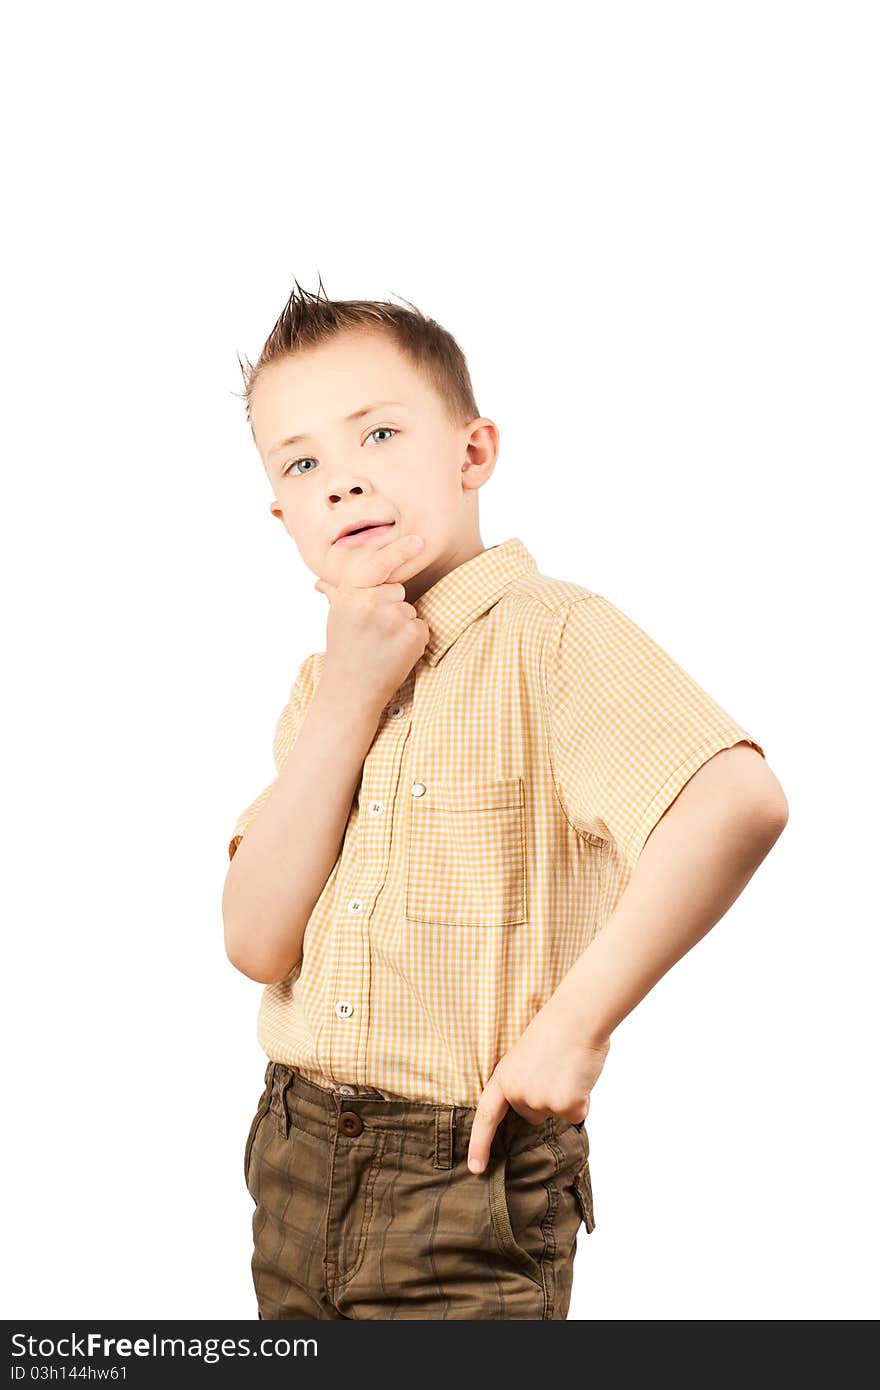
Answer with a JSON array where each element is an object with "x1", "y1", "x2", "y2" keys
[{"x1": 404, "y1": 534, "x2": 486, "y2": 606}]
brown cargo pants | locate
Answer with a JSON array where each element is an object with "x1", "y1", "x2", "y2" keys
[{"x1": 244, "y1": 1060, "x2": 596, "y2": 1320}]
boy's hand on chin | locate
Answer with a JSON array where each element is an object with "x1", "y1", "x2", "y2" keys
[{"x1": 314, "y1": 531, "x2": 430, "y2": 715}]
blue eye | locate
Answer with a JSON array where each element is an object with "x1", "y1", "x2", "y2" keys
[{"x1": 282, "y1": 427, "x2": 398, "y2": 477}]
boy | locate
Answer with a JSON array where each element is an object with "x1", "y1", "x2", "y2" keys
[{"x1": 223, "y1": 282, "x2": 788, "y2": 1321}]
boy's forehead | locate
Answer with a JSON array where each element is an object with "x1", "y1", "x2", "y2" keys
[
  {"x1": 262, "y1": 334, "x2": 424, "y2": 400},
  {"x1": 252, "y1": 339, "x2": 440, "y2": 454}
]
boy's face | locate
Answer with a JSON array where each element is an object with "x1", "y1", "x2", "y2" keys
[{"x1": 249, "y1": 330, "x2": 499, "y2": 601}]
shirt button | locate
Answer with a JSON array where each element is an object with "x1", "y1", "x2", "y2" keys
[
  {"x1": 335, "y1": 999, "x2": 354, "y2": 1019},
  {"x1": 367, "y1": 801, "x2": 384, "y2": 815},
  {"x1": 411, "y1": 781, "x2": 426, "y2": 797},
  {"x1": 347, "y1": 897, "x2": 363, "y2": 912},
  {"x1": 389, "y1": 705, "x2": 405, "y2": 719},
  {"x1": 339, "y1": 1084, "x2": 357, "y2": 1096}
]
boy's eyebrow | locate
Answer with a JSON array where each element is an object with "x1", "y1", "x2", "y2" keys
[{"x1": 268, "y1": 401, "x2": 408, "y2": 460}]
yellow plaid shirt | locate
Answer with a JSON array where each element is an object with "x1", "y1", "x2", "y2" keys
[{"x1": 228, "y1": 536, "x2": 764, "y2": 1105}]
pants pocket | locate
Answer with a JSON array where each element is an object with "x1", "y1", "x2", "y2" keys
[
  {"x1": 573, "y1": 1160, "x2": 596, "y2": 1234},
  {"x1": 487, "y1": 1152, "x2": 545, "y2": 1288},
  {"x1": 244, "y1": 1084, "x2": 273, "y2": 1191},
  {"x1": 405, "y1": 777, "x2": 526, "y2": 927}
]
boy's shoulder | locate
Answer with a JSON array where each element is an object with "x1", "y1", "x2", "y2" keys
[{"x1": 506, "y1": 566, "x2": 597, "y2": 621}]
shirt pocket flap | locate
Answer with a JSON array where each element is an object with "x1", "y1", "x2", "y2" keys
[{"x1": 431, "y1": 775, "x2": 525, "y2": 814}]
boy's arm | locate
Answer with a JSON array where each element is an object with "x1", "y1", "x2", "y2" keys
[
  {"x1": 467, "y1": 743, "x2": 787, "y2": 1172},
  {"x1": 548, "y1": 741, "x2": 787, "y2": 1047},
  {"x1": 222, "y1": 684, "x2": 381, "y2": 984},
  {"x1": 224, "y1": 532, "x2": 429, "y2": 986}
]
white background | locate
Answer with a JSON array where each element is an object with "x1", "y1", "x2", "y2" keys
[{"x1": 3, "y1": 0, "x2": 877, "y2": 1322}]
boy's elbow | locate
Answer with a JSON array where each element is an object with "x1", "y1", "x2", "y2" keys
[
  {"x1": 221, "y1": 869, "x2": 307, "y2": 984},
  {"x1": 754, "y1": 768, "x2": 789, "y2": 834},
  {"x1": 749, "y1": 783, "x2": 789, "y2": 847},
  {"x1": 225, "y1": 937, "x2": 300, "y2": 985},
  {"x1": 225, "y1": 939, "x2": 269, "y2": 983},
  {"x1": 222, "y1": 908, "x2": 300, "y2": 984},
  {"x1": 222, "y1": 878, "x2": 266, "y2": 981},
  {"x1": 728, "y1": 747, "x2": 789, "y2": 838},
  {"x1": 769, "y1": 790, "x2": 789, "y2": 831}
]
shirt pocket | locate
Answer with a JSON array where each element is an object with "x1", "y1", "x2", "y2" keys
[{"x1": 405, "y1": 775, "x2": 527, "y2": 927}]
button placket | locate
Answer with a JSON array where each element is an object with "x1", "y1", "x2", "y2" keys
[
  {"x1": 328, "y1": 674, "x2": 415, "y2": 1086},
  {"x1": 360, "y1": 692, "x2": 409, "y2": 823}
]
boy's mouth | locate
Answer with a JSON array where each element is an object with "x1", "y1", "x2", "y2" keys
[{"x1": 333, "y1": 521, "x2": 396, "y2": 546}]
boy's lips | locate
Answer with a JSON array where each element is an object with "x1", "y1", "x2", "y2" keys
[{"x1": 333, "y1": 521, "x2": 397, "y2": 547}]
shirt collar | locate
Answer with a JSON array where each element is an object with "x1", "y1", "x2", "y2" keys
[{"x1": 413, "y1": 537, "x2": 538, "y2": 666}]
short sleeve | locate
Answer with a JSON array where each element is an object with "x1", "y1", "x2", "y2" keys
[
  {"x1": 544, "y1": 594, "x2": 765, "y2": 872},
  {"x1": 227, "y1": 657, "x2": 315, "y2": 861}
]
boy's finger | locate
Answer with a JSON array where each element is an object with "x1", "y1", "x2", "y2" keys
[
  {"x1": 467, "y1": 1077, "x2": 509, "y2": 1175},
  {"x1": 344, "y1": 533, "x2": 425, "y2": 590}
]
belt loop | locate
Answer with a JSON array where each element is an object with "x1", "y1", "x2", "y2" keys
[
  {"x1": 273, "y1": 1066, "x2": 292, "y2": 1138},
  {"x1": 433, "y1": 1105, "x2": 454, "y2": 1169}
]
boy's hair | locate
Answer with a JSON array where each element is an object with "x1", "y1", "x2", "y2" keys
[{"x1": 235, "y1": 275, "x2": 480, "y2": 445}]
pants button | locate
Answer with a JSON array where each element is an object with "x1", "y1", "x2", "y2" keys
[{"x1": 338, "y1": 1110, "x2": 364, "y2": 1137}]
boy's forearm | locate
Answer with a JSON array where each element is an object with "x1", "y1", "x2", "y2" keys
[
  {"x1": 222, "y1": 683, "x2": 381, "y2": 984},
  {"x1": 549, "y1": 746, "x2": 788, "y2": 1048}
]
